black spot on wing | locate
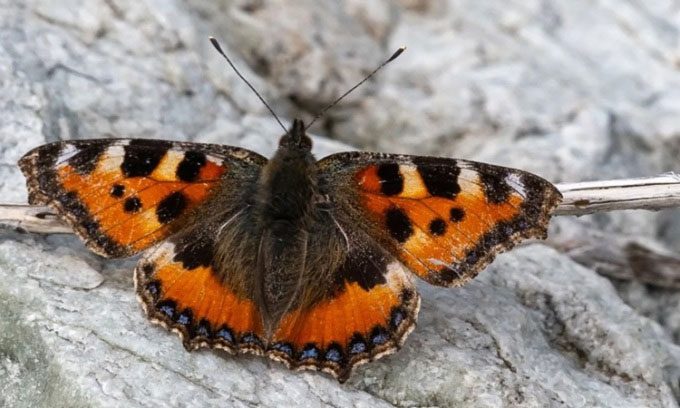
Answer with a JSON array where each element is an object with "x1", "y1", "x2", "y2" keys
[
  {"x1": 334, "y1": 246, "x2": 388, "y2": 291},
  {"x1": 68, "y1": 144, "x2": 107, "y2": 174},
  {"x1": 413, "y1": 157, "x2": 461, "y2": 198},
  {"x1": 176, "y1": 151, "x2": 207, "y2": 182},
  {"x1": 428, "y1": 218, "x2": 446, "y2": 236},
  {"x1": 156, "y1": 191, "x2": 187, "y2": 224},
  {"x1": 172, "y1": 232, "x2": 214, "y2": 270},
  {"x1": 449, "y1": 207, "x2": 465, "y2": 222},
  {"x1": 437, "y1": 265, "x2": 461, "y2": 284},
  {"x1": 478, "y1": 166, "x2": 511, "y2": 204},
  {"x1": 376, "y1": 162, "x2": 403, "y2": 196},
  {"x1": 110, "y1": 184, "x2": 125, "y2": 197},
  {"x1": 121, "y1": 140, "x2": 172, "y2": 177},
  {"x1": 385, "y1": 207, "x2": 413, "y2": 243},
  {"x1": 400, "y1": 288, "x2": 415, "y2": 302},
  {"x1": 123, "y1": 196, "x2": 142, "y2": 213}
]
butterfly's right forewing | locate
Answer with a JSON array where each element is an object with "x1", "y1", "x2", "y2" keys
[{"x1": 317, "y1": 152, "x2": 562, "y2": 287}]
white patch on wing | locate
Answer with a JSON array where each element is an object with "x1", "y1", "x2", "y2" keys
[
  {"x1": 140, "y1": 242, "x2": 176, "y2": 271},
  {"x1": 57, "y1": 144, "x2": 79, "y2": 162},
  {"x1": 97, "y1": 145, "x2": 126, "y2": 172},
  {"x1": 505, "y1": 172, "x2": 526, "y2": 198},
  {"x1": 457, "y1": 168, "x2": 483, "y2": 195},
  {"x1": 206, "y1": 154, "x2": 222, "y2": 165},
  {"x1": 398, "y1": 164, "x2": 428, "y2": 198},
  {"x1": 152, "y1": 150, "x2": 184, "y2": 181},
  {"x1": 385, "y1": 261, "x2": 414, "y2": 290},
  {"x1": 428, "y1": 258, "x2": 451, "y2": 267}
]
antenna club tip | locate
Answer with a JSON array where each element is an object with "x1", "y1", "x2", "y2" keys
[
  {"x1": 387, "y1": 46, "x2": 406, "y2": 63},
  {"x1": 209, "y1": 37, "x2": 223, "y2": 52}
]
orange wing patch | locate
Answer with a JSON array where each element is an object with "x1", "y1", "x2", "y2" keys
[
  {"x1": 135, "y1": 240, "x2": 265, "y2": 354},
  {"x1": 352, "y1": 157, "x2": 561, "y2": 286},
  {"x1": 267, "y1": 261, "x2": 420, "y2": 382},
  {"x1": 18, "y1": 139, "x2": 254, "y2": 258}
]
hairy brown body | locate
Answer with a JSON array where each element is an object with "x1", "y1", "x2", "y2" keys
[{"x1": 214, "y1": 119, "x2": 346, "y2": 335}]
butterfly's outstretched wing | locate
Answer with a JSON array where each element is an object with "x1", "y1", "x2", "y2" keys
[
  {"x1": 266, "y1": 228, "x2": 420, "y2": 382},
  {"x1": 19, "y1": 139, "x2": 266, "y2": 257},
  {"x1": 136, "y1": 223, "x2": 266, "y2": 354},
  {"x1": 317, "y1": 152, "x2": 562, "y2": 287}
]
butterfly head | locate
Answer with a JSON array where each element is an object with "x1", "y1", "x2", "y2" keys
[{"x1": 278, "y1": 118, "x2": 312, "y2": 152}]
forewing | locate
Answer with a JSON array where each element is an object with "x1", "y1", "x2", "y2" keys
[
  {"x1": 19, "y1": 139, "x2": 266, "y2": 257},
  {"x1": 317, "y1": 152, "x2": 562, "y2": 287}
]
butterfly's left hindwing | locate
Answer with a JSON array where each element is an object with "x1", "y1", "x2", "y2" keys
[
  {"x1": 136, "y1": 226, "x2": 266, "y2": 354},
  {"x1": 19, "y1": 139, "x2": 266, "y2": 258},
  {"x1": 318, "y1": 152, "x2": 562, "y2": 287}
]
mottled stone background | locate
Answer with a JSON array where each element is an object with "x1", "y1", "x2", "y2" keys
[{"x1": 2, "y1": 1, "x2": 680, "y2": 407}]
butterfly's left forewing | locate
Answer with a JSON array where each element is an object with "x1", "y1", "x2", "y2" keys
[
  {"x1": 318, "y1": 152, "x2": 562, "y2": 287},
  {"x1": 19, "y1": 139, "x2": 266, "y2": 257}
]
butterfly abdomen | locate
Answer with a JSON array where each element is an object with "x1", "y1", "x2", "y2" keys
[
  {"x1": 256, "y1": 221, "x2": 309, "y2": 331},
  {"x1": 251, "y1": 128, "x2": 326, "y2": 330}
]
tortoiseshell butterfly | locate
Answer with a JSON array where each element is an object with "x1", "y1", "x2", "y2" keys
[{"x1": 18, "y1": 39, "x2": 561, "y2": 382}]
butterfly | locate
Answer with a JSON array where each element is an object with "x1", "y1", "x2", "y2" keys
[
  {"x1": 18, "y1": 121, "x2": 561, "y2": 382},
  {"x1": 17, "y1": 41, "x2": 562, "y2": 383}
]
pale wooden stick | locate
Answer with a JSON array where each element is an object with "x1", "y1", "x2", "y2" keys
[
  {"x1": 2, "y1": 174, "x2": 680, "y2": 234},
  {"x1": 0, "y1": 204, "x2": 72, "y2": 234},
  {"x1": 554, "y1": 173, "x2": 680, "y2": 216}
]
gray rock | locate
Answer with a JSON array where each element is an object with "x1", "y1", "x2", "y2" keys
[{"x1": 2, "y1": 0, "x2": 680, "y2": 406}]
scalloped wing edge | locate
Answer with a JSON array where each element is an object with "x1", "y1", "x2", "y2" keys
[{"x1": 134, "y1": 260, "x2": 421, "y2": 382}]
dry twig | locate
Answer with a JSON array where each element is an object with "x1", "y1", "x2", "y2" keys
[{"x1": 554, "y1": 173, "x2": 680, "y2": 216}]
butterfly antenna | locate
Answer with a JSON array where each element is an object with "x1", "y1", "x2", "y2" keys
[
  {"x1": 209, "y1": 37, "x2": 287, "y2": 133},
  {"x1": 305, "y1": 46, "x2": 405, "y2": 130}
]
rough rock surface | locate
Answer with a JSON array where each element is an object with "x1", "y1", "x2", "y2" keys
[{"x1": 2, "y1": 0, "x2": 680, "y2": 407}]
